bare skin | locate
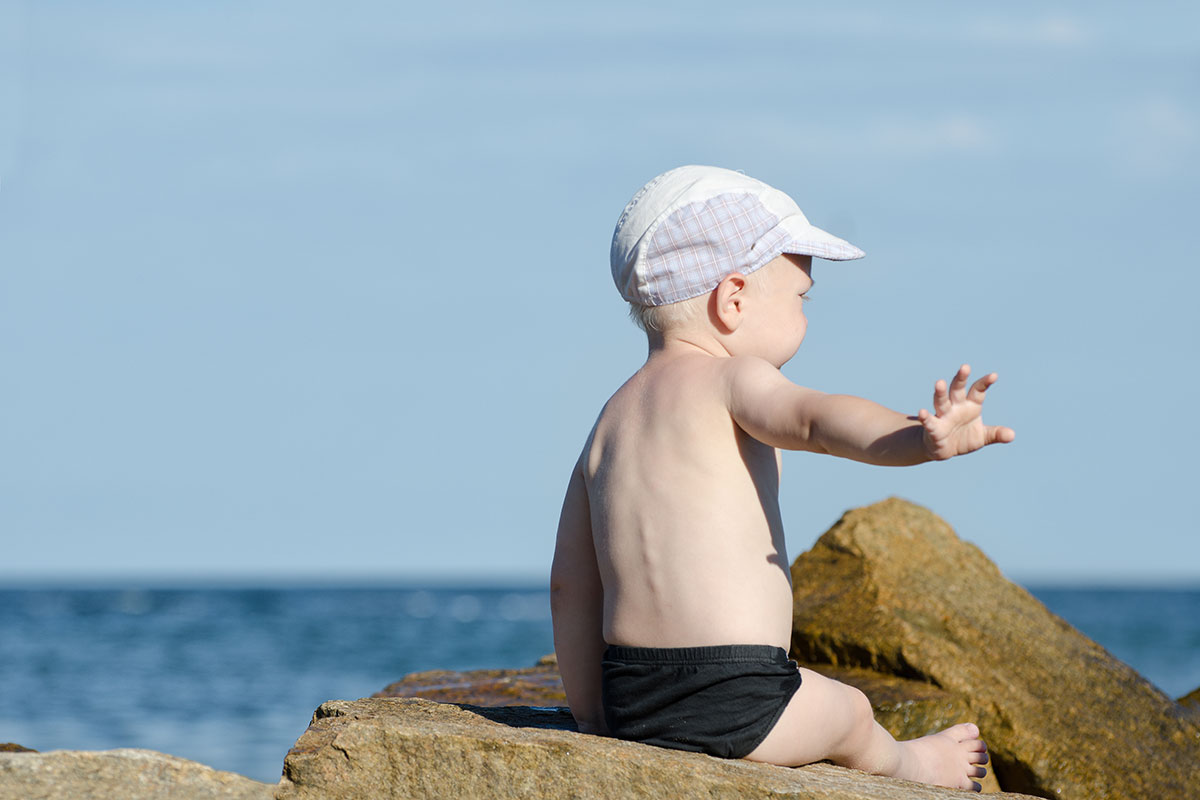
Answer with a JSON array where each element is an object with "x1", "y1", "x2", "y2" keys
[{"x1": 550, "y1": 254, "x2": 1010, "y2": 792}]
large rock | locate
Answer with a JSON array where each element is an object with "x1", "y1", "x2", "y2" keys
[
  {"x1": 277, "y1": 697, "x2": 1036, "y2": 800},
  {"x1": 0, "y1": 749, "x2": 276, "y2": 800},
  {"x1": 1181, "y1": 686, "x2": 1200, "y2": 713},
  {"x1": 790, "y1": 498, "x2": 1200, "y2": 800}
]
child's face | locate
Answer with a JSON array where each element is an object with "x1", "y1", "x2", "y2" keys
[{"x1": 744, "y1": 254, "x2": 814, "y2": 367}]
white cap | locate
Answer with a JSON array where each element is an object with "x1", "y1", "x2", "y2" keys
[{"x1": 610, "y1": 165, "x2": 864, "y2": 306}]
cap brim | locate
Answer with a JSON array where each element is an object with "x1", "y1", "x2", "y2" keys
[{"x1": 778, "y1": 217, "x2": 865, "y2": 261}]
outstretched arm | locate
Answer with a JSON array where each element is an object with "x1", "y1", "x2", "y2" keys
[
  {"x1": 549, "y1": 462, "x2": 609, "y2": 735},
  {"x1": 726, "y1": 358, "x2": 1014, "y2": 465}
]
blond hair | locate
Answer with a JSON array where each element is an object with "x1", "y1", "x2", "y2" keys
[
  {"x1": 626, "y1": 265, "x2": 775, "y2": 335},
  {"x1": 627, "y1": 294, "x2": 706, "y2": 334}
]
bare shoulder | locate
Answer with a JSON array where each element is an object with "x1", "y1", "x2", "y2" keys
[
  {"x1": 718, "y1": 354, "x2": 785, "y2": 384},
  {"x1": 718, "y1": 355, "x2": 797, "y2": 404}
]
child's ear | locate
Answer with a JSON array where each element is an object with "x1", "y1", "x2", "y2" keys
[{"x1": 714, "y1": 272, "x2": 747, "y2": 333}]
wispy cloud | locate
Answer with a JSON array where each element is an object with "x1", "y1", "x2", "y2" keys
[
  {"x1": 868, "y1": 114, "x2": 997, "y2": 156},
  {"x1": 967, "y1": 14, "x2": 1092, "y2": 48},
  {"x1": 1114, "y1": 95, "x2": 1199, "y2": 178}
]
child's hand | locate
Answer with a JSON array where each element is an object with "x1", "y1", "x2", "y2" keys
[{"x1": 918, "y1": 365, "x2": 1015, "y2": 461}]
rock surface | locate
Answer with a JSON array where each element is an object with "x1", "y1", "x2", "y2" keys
[
  {"x1": 376, "y1": 658, "x2": 1000, "y2": 791},
  {"x1": 1180, "y1": 686, "x2": 1200, "y2": 712},
  {"x1": 790, "y1": 497, "x2": 1200, "y2": 800},
  {"x1": 375, "y1": 659, "x2": 566, "y2": 705},
  {"x1": 278, "y1": 697, "x2": 1036, "y2": 800},
  {"x1": 0, "y1": 749, "x2": 276, "y2": 800}
]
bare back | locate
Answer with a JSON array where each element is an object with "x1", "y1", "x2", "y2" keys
[{"x1": 583, "y1": 351, "x2": 794, "y2": 650}]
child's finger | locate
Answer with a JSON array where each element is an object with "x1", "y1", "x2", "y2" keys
[
  {"x1": 986, "y1": 425, "x2": 1016, "y2": 444},
  {"x1": 918, "y1": 409, "x2": 941, "y2": 443},
  {"x1": 949, "y1": 364, "x2": 971, "y2": 403},
  {"x1": 918, "y1": 408, "x2": 941, "y2": 433},
  {"x1": 932, "y1": 380, "x2": 951, "y2": 416},
  {"x1": 967, "y1": 373, "x2": 998, "y2": 404}
]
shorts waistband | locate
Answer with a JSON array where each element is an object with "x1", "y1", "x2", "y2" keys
[{"x1": 603, "y1": 643, "x2": 790, "y2": 664}]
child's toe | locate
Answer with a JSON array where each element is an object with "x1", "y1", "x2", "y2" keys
[{"x1": 948, "y1": 722, "x2": 979, "y2": 741}]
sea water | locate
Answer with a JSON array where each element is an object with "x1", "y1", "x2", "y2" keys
[{"x1": 0, "y1": 585, "x2": 1196, "y2": 783}]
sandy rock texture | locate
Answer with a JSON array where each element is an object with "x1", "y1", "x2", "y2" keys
[
  {"x1": 277, "y1": 697, "x2": 1037, "y2": 800},
  {"x1": 0, "y1": 749, "x2": 276, "y2": 800},
  {"x1": 789, "y1": 497, "x2": 1200, "y2": 800}
]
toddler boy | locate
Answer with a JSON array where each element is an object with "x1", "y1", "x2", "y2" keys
[{"x1": 550, "y1": 166, "x2": 1011, "y2": 792}]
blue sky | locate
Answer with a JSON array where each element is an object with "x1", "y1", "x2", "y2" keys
[{"x1": 2, "y1": 1, "x2": 1197, "y2": 584}]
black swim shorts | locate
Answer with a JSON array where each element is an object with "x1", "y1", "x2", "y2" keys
[{"x1": 600, "y1": 643, "x2": 803, "y2": 759}]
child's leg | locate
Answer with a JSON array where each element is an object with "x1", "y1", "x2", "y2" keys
[{"x1": 744, "y1": 667, "x2": 989, "y2": 792}]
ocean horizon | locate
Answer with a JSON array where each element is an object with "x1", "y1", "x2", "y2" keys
[{"x1": 1, "y1": 582, "x2": 1196, "y2": 783}]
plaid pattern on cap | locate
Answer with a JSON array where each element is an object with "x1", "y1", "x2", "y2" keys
[
  {"x1": 611, "y1": 165, "x2": 864, "y2": 307},
  {"x1": 642, "y1": 193, "x2": 784, "y2": 306}
]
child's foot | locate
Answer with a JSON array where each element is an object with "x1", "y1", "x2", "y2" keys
[{"x1": 896, "y1": 722, "x2": 989, "y2": 792}]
